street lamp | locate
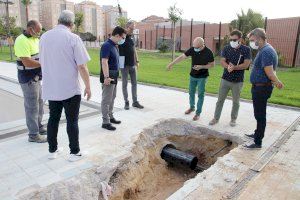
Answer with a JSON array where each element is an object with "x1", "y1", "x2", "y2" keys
[{"x1": 0, "y1": 0, "x2": 14, "y2": 61}]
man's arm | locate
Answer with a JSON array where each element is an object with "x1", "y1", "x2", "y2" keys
[
  {"x1": 167, "y1": 54, "x2": 187, "y2": 70},
  {"x1": 101, "y1": 58, "x2": 114, "y2": 85},
  {"x1": 78, "y1": 64, "x2": 91, "y2": 100},
  {"x1": 195, "y1": 61, "x2": 215, "y2": 69},
  {"x1": 20, "y1": 57, "x2": 41, "y2": 68},
  {"x1": 134, "y1": 47, "x2": 139, "y2": 67},
  {"x1": 220, "y1": 57, "x2": 229, "y2": 69},
  {"x1": 101, "y1": 58, "x2": 109, "y2": 78},
  {"x1": 264, "y1": 66, "x2": 284, "y2": 89},
  {"x1": 231, "y1": 59, "x2": 251, "y2": 70}
]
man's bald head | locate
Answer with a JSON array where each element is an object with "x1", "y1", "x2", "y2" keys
[
  {"x1": 26, "y1": 20, "x2": 42, "y2": 37},
  {"x1": 193, "y1": 37, "x2": 205, "y2": 48}
]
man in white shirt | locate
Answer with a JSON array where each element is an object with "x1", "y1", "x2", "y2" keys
[{"x1": 39, "y1": 10, "x2": 91, "y2": 162}]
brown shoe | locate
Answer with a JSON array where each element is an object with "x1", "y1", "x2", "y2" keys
[
  {"x1": 193, "y1": 114, "x2": 200, "y2": 121},
  {"x1": 185, "y1": 108, "x2": 195, "y2": 115}
]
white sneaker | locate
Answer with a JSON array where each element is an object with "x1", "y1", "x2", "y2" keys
[
  {"x1": 48, "y1": 147, "x2": 64, "y2": 160},
  {"x1": 68, "y1": 151, "x2": 85, "y2": 162},
  {"x1": 230, "y1": 119, "x2": 236, "y2": 127}
]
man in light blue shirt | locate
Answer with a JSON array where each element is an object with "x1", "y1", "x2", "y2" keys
[
  {"x1": 244, "y1": 28, "x2": 284, "y2": 149},
  {"x1": 40, "y1": 10, "x2": 91, "y2": 161}
]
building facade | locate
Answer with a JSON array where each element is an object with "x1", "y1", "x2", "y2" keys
[
  {"x1": 102, "y1": 5, "x2": 127, "y2": 37},
  {"x1": 75, "y1": 1, "x2": 105, "y2": 41},
  {"x1": 40, "y1": 0, "x2": 74, "y2": 30},
  {"x1": 0, "y1": 0, "x2": 40, "y2": 28}
]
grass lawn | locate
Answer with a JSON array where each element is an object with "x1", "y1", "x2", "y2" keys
[
  {"x1": 1, "y1": 46, "x2": 299, "y2": 107},
  {"x1": 87, "y1": 49, "x2": 300, "y2": 108}
]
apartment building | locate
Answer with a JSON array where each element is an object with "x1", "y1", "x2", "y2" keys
[
  {"x1": 0, "y1": 0, "x2": 40, "y2": 28},
  {"x1": 75, "y1": 0, "x2": 105, "y2": 40},
  {"x1": 40, "y1": 0, "x2": 74, "y2": 30}
]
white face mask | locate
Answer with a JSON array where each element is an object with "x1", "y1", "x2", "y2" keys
[
  {"x1": 250, "y1": 41, "x2": 259, "y2": 50},
  {"x1": 230, "y1": 41, "x2": 239, "y2": 48}
]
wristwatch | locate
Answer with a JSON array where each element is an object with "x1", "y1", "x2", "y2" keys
[{"x1": 136, "y1": 61, "x2": 139, "y2": 63}]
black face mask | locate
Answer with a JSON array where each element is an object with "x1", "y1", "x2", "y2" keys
[{"x1": 23, "y1": 30, "x2": 32, "y2": 38}]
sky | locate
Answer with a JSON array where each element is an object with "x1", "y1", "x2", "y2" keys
[{"x1": 71, "y1": 0, "x2": 300, "y2": 23}]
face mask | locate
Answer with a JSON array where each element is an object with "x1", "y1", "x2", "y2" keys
[
  {"x1": 230, "y1": 41, "x2": 239, "y2": 48},
  {"x1": 118, "y1": 38, "x2": 125, "y2": 45},
  {"x1": 194, "y1": 47, "x2": 201, "y2": 52},
  {"x1": 250, "y1": 41, "x2": 259, "y2": 50},
  {"x1": 31, "y1": 29, "x2": 40, "y2": 38}
]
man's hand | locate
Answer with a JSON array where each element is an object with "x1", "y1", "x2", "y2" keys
[
  {"x1": 227, "y1": 63, "x2": 235, "y2": 73},
  {"x1": 192, "y1": 65, "x2": 203, "y2": 71},
  {"x1": 166, "y1": 63, "x2": 173, "y2": 71},
  {"x1": 84, "y1": 87, "x2": 91, "y2": 101},
  {"x1": 104, "y1": 77, "x2": 113, "y2": 85},
  {"x1": 273, "y1": 80, "x2": 284, "y2": 89},
  {"x1": 136, "y1": 62, "x2": 140, "y2": 69}
]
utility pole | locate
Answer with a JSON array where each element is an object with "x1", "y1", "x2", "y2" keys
[{"x1": 0, "y1": 0, "x2": 14, "y2": 60}]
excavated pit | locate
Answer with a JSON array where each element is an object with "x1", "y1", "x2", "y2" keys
[{"x1": 105, "y1": 124, "x2": 239, "y2": 200}]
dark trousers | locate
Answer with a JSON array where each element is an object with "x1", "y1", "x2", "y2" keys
[
  {"x1": 251, "y1": 85, "x2": 273, "y2": 146},
  {"x1": 47, "y1": 95, "x2": 81, "y2": 154}
]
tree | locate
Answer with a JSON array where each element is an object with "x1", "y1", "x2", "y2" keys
[
  {"x1": 74, "y1": 12, "x2": 84, "y2": 33},
  {"x1": 0, "y1": 16, "x2": 21, "y2": 38},
  {"x1": 21, "y1": 0, "x2": 32, "y2": 23},
  {"x1": 79, "y1": 32, "x2": 97, "y2": 42},
  {"x1": 230, "y1": 9, "x2": 264, "y2": 39},
  {"x1": 116, "y1": 16, "x2": 129, "y2": 28},
  {"x1": 168, "y1": 3, "x2": 182, "y2": 61}
]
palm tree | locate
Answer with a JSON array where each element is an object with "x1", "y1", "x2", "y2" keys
[
  {"x1": 230, "y1": 9, "x2": 264, "y2": 39},
  {"x1": 21, "y1": 0, "x2": 32, "y2": 23},
  {"x1": 168, "y1": 4, "x2": 182, "y2": 61}
]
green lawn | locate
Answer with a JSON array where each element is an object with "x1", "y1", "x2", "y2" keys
[
  {"x1": 1, "y1": 46, "x2": 299, "y2": 107},
  {"x1": 0, "y1": 46, "x2": 17, "y2": 62},
  {"x1": 87, "y1": 49, "x2": 300, "y2": 108}
]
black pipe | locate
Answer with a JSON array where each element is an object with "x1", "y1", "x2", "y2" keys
[{"x1": 161, "y1": 144, "x2": 198, "y2": 170}]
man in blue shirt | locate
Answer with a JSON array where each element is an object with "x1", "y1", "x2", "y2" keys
[
  {"x1": 100, "y1": 26, "x2": 126, "y2": 131},
  {"x1": 244, "y1": 28, "x2": 284, "y2": 149},
  {"x1": 209, "y1": 30, "x2": 251, "y2": 127}
]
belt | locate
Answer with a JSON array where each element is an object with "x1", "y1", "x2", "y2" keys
[
  {"x1": 252, "y1": 82, "x2": 273, "y2": 87},
  {"x1": 16, "y1": 59, "x2": 39, "y2": 70},
  {"x1": 17, "y1": 65, "x2": 37, "y2": 70}
]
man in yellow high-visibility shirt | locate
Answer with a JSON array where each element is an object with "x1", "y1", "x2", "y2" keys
[{"x1": 14, "y1": 20, "x2": 47, "y2": 143}]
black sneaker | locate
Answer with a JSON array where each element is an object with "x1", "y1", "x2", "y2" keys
[
  {"x1": 132, "y1": 101, "x2": 144, "y2": 109},
  {"x1": 110, "y1": 118, "x2": 121, "y2": 124},
  {"x1": 245, "y1": 134, "x2": 255, "y2": 139},
  {"x1": 243, "y1": 143, "x2": 262, "y2": 149},
  {"x1": 124, "y1": 101, "x2": 130, "y2": 110},
  {"x1": 102, "y1": 123, "x2": 116, "y2": 131}
]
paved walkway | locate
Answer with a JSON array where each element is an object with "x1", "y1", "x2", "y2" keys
[{"x1": 0, "y1": 61, "x2": 299, "y2": 200}]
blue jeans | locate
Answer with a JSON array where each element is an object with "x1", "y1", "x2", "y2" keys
[
  {"x1": 189, "y1": 76, "x2": 207, "y2": 115},
  {"x1": 47, "y1": 95, "x2": 81, "y2": 154},
  {"x1": 251, "y1": 85, "x2": 273, "y2": 146}
]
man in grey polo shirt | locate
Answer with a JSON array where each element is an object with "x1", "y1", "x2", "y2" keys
[{"x1": 40, "y1": 10, "x2": 91, "y2": 161}]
